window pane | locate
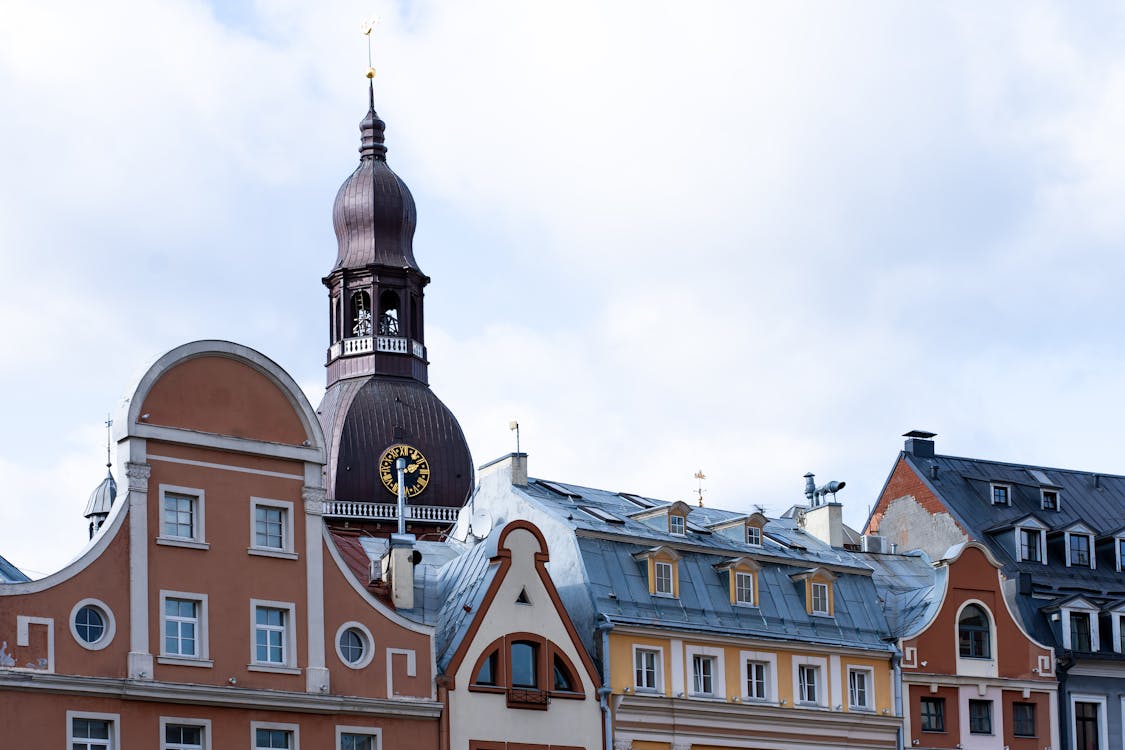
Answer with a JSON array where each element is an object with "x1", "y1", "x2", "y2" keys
[
  {"x1": 341, "y1": 735, "x2": 375, "y2": 750},
  {"x1": 1013, "y1": 703, "x2": 1036, "y2": 737},
  {"x1": 339, "y1": 628, "x2": 365, "y2": 664},
  {"x1": 75, "y1": 606, "x2": 106, "y2": 643},
  {"x1": 920, "y1": 697, "x2": 945, "y2": 732},
  {"x1": 511, "y1": 642, "x2": 538, "y2": 688},
  {"x1": 958, "y1": 605, "x2": 991, "y2": 658},
  {"x1": 255, "y1": 507, "x2": 285, "y2": 548},
  {"x1": 969, "y1": 700, "x2": 992, "y2": 734},
  {"x1": 553, "y1": 654, "x2": 573, "y2": 691},
  {"x1": 474, "y1": 651, "x2": 497, "y2": 685},
  {"x1": 255, "y1": 728, "x2": 291, "y2": 749}
]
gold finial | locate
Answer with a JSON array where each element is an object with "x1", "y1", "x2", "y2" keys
[
  {"x1": 362, "y1": 15, "x2": 381, "y2": 80},
  {"x1": 694, "y1": 469, "x2": 707, "y2": 507}
]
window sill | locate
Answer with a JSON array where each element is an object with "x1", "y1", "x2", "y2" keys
[
  {"x1": 158, "y1": 656, "x2": 213, "y2": 668},
  {"x1": 810, "y1": 612, "x2": 834, "y2": 618},
  {"x1": 247, "y1": 664, "x2": 302, "y2": 675},
  {"x1": 247, "y1": 548, "x2": 299, "y2": 560},
  {"x1": 156, "y1": 537, "x2": 209, "y2": 550},
  {"x1": 848, "y1": 705, "x2": 874, "y2": 713},
  {"x1": 467, "y1": 684, "x2": 505, "y2": 694},
  {"x1": 652, "y1": 592, "x2": 677, "y2": 599},
  {"x1": 549, "y1": 690, "x2": 585, "y2": 700}
]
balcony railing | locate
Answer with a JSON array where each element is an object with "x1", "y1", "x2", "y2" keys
[
  {"x1": 330, "y1": 336, "x2": 423, "y2": 359},
  {"x1": 322, "y1": 501, "x2": 459, "y2": 524}
]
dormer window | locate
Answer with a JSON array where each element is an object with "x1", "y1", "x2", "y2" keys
[
  {"x1": 635, "y1": 547, "x2": 680, "y2": 599},
  {"x1": 1041, "y1": 490, "x2": 1059, "y2": 511},
  {"x1": 1019, "y1": 528, "x2": 1044, "y2": 563},
  {"x1": 1070, "y1": 612, "x2": 1093, "y2": 652},
  {"x1": 791, "y1": 568, "x2": 836, "y2": 617},
  {"x1": 746, "y1": 526, "x2": 762, "y2": 546},
  {"x1": 1060, "y1": 601, "x2": 1100, "y2": 652},
  {"x1": 811, "y1": 583, "x2": 829, "y2": 615},
  {"x1": 991, "y1": 484, "x2": 1010, "y2": 506},
  {"x1": 669, "y1": 515, "x2": 686, "y2": 536},
  {"x1": 1067, "y1": 532, "x2": 1094, "y2": 568},
  {"x1": 1117, "y1": 536, "x2": 1125, "y2": 572},
  {"x1": 716, "y1": 557, "x2": 761, "y2": 608}
]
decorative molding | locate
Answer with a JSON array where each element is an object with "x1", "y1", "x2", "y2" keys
[
  {"x1": 303, "y1": 486, "x2": 327, "y2": 515},
  {"x1": 125, "y1": 462, "x2": 152, "y2": 492},
  {"x1": 0, "y1": 672, "x2": 442, "y2": 717},
  {"x1": 149, "y1": 453, "x2": 303, "y2": 481}
]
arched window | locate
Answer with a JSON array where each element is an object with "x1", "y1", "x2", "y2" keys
[
  {"x1": 474, "y1": 650, "x2": 498, "y2": 686},
  {"x1": 959, "y1": 604, "x2": 991, "y2": 659},
  {"x1": 351, "y1": 291, "x2": 372, "y2": 337},
  {"x1": 510, "y1": 641, "x2": 538, "y2": 688},
  {"x1": 378, "y1": 290, "x2": 400, "y2": 336}
]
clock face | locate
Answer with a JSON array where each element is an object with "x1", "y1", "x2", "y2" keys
[{"x1": 378, "y1": 444, "x2": 431, "y2": 498}]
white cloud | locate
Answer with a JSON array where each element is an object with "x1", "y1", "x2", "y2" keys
[{"x1": 5, "y1": 1, "x2": 1125, "y2": 574}]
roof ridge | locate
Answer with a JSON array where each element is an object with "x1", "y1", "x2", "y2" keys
[{"x1": 930, "y1": 453, "x2": 1125, "y2": 480}]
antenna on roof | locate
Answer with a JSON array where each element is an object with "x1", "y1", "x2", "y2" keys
[
  {"x1": 693, "y1": 469, "x2": 707, "y2": 507},
  {"x1": 103, "y1": 413, "x2": 113, "y2": 470},
  {"x1": 753, "y1": 504, "x2": 764, "y2": 515},
  {"x1": 509, "y1": 420, "x2": 520, "y2": 455}
]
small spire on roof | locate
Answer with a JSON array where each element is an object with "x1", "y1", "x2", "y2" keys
[
  {"x1": 694, "y1": 469, "x2": 707, "y2": 507},
  {"x1": 104, "y1": 413, "x2": 113, "y2": 470},
  {"x1": 357, "y1": 15, "x2": 387, "y2": 160}
]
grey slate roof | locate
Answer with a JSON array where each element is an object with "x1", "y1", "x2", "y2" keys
[
  {"x1": 895, "y1": 449, "x2": 1125, "y2": 650},
  {"x1": 0, "y1": 553, "x2": 29, "y2": 583},
  {"x1": 860, "y1": 550, "x2": 938, "y2": 638}
]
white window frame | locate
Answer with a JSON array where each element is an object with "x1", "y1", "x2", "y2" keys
[
  {"x1": 746, "y1": 525, "x2": 762, "y2": 546},
  {"x1": 160, "y1": 717, "x2": 212, "y2": 750},
  {"x1": 251, "y1": 721, "x2": 299, "y2": 750},
  {"x1": 157, "y1": 484, "x2": 208, "y2": 550},
  {"x1": 70, "y1": 598, "x2": 116, "y2": 651},
  {"x1": 249, "y1": 498, "x2": 297, "y2": 559},
  {"x1": 335, "y1": 726, "x2": 381, "y2": 750},
  {"x1": 791, "y1": 655, "x2": 828, "y2": 708},
  {"x1": 1112, "y1": 611, "x2": 1125, "y2": 655},
  {"x1": 632, "y1": 645, "x2": 664, "y2": 693},
  {"x1": 847, "y1": 666, "x2": 874, "y2": 711},
  {"x1": 334, "y1": 621, "x2": 375, "y2": 670},
  {"x1": 734, "y1": 571, "x2": 755, "y2": 606},
  {"x1": 1065, "y1": 531, "x2": 1095, "y2": 569},
  {"x1": 1115, "y1": 535, "x2": 1125, "y2": 573},
  {"x1": 250, "y1": 599, "x2": 300, "y2": 673},
  {"x1": 159, "y1": 590, "x2": 211, "y2": 666},
  {"x1": 990, "y1": 483, "x2": 1011, "y2": 506},
  {"x1": 810, "y1": 582, "x2": 830, "y2": 615},
  {"x1": 1016, "y1": 525, "x2": 1047, "y2": 564},
  {"x1": 654, "y1": 561, "x2": 675, "y2": 597},
  {"x1": 669, "y1": 514, "x2": 686, "y2": 536},
  {"x1": 1068, "y1": 695, "x2": 1108, "y2": 750},
  {"x1": 68, "y1": 711, "x2": 119, "y2": 750},
  {"x1": 1040, "y1": 489, "x2": 1060, "y2": 512},
  {"x1": 686, "y1": 644, "x2": 726, "y2": 699},
  {"x1": 739, "y1": 650, "x2": 777, "y2": 702},
  {"x1": 1062, "y1": 605, "x2": 1100, "y2": 652}
]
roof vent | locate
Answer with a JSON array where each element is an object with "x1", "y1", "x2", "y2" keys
[{"x1": 903, "y1": 430, "x2": 936, "y2": 458}]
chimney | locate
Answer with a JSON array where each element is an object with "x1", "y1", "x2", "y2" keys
[
  {"x1": 803, "y1": 474, "x2": 846, "y2": 548},
  {"x1": 382, "y1": 457, "x2": 417, "y2": 609},
  {"x1": 903, "y1": 430, "x2": 936, "y2": 458},
  {"x1": 478, "y1": 452, "x2": 528, "y2": 487}
]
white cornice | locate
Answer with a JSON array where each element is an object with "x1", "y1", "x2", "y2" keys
[{"x1": 0, "y1": 671, "x2": 442, "y2": 717}]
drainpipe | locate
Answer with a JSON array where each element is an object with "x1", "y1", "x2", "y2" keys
[
  {"x1": 596, "y1": 618, "x2": 615, "y2": 750},
  {"x1": 892, "y1": 652, "x2": 903, "y2": 750}
]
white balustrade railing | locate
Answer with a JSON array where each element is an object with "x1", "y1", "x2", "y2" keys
[
  {"x1": 343, "y1": 336, "x2": 374, "y2": 355},
  {"x1": 412, "y1": 340, "x2": 425, "y2": 359},
  {"x1": 322, "y1": 501, "x2": 459, "y2": 523},
  {"x1": 376, "y1": 336, "x2": 409, "y2": 354},
  {"x1": 334, "y1": 337, "x2": 424, "y2": 358}
]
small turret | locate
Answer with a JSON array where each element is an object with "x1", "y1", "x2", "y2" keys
[{"x1": 83, "y1": 416, "x2": 116, "y2": 538}]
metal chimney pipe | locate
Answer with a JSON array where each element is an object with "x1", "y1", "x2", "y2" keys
[{"x1": 396, "y1": 456, "x2": 407, "y2": 535}]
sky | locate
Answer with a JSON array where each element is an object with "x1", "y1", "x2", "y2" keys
[{"x1": 3, "y1": 1, "x2": 1125, "y2": 578}]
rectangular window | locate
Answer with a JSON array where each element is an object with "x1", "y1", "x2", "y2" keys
[
  {"x1": 847, "y1": 668, "x2": 871, "y2": 710},
  {"x1": 163, "y1": 724, "x2": 204, "y2": 750},
  {"x1": 1070, "y1": 534, "x2": 1091, "y2": 567},
  {"x1": 1020, "y1": 528, "x2": 1042, "y2": 562},
  {"x1": 654, "y1": 561, "x2": 674, "y2": 596},
  {"x1": 158, "y1": 485, "x2": 206, "y2": 547},
  {"x1": 991, "y1": 485, "x2": 1009, "y2": 505},
  {"x1": 256, "y1": 506, "x2": 286, "y2": 549},
  {"x1": 746, "y1": 526, "x2": 762, "y2": 546},
  {"x1": 254, "y1": 727, "x2": 293, "y2": 750},
  {"x1": 811, "y1": 582, "x2": 830, "y2": 615},
  {"x1": 1070, "y1": 612, "x2": 1093, "y2": 652},
  {"x1": 1041, "y1": 490, "x2": 1059, "y2": 511},
  {"x1": 255, "y1": 606, "x2": 287, "y2": 664},
  {"x1": 70, "y1": 714, "x2": 118, "y2": 750},
  {"x1": 735, "y1": 572, "x2": 755, "y2": 605},
  {"x1": 1118, "y1": 537, "x2": 1125, "y2": 572},
  {"x1": 969, "y1": 699, "x2": 993, "y2": 734},
  {"x1": 798, "y1": 665, "x2": 819, "y2": 704},
  {"x1": 340, "y1": 733, "x2": 376, "y2": 750},
  {"x1": 634, "y1": 648, "x2": 661, "y2": 691},
  {"x1": 1012, "y1": 702, "x2": 1036, "y2": 737},
  {"x1": 249, "y1": 498, "x2": 295, "y2": 557},
  {"x1": 669, "y1": 515, "x2": 685, "y2": 536},
  {"x1": 692, "y1": 655, "x2": 714, "y2": 696},
  {"x1": 1074, "y1": 701, "x2": 1099, "y2": 750},
  {"x1": 920, "y1": 697, "x2": 945, "y2": 732},
  {"x1": 164, "y1": 598, "x2": 199, "y2": 657},
  {"x1": 746, "y1": 661, "x2": 768, "y2": 700}
]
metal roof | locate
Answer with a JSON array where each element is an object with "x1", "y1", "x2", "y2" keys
[{"x1": 0, "y1": 553, "x2": 29, "y2": 583}]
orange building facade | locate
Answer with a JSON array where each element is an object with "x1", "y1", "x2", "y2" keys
[{"x1": 0, "y1": 341, "x2": 440, "y2": 750}]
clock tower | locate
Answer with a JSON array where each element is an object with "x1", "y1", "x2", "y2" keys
[{"x1": 317, "y1": 85, "x2": 474, "y2": 526}]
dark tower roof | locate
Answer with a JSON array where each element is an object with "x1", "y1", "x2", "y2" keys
[
  {"x1": 83, "y1": 468, "x2": 116, "y2": 519},
  {"x1": 331, "y1": 87, "x2": 422, "y2": 273}
]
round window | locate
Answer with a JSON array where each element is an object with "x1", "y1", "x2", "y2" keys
[
  {"x1": 70, "y1": 599, "x2": 115, "y2": 650},
  {"x1": 335, "y1": 622, "x2": 374, "y2": 668}
]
